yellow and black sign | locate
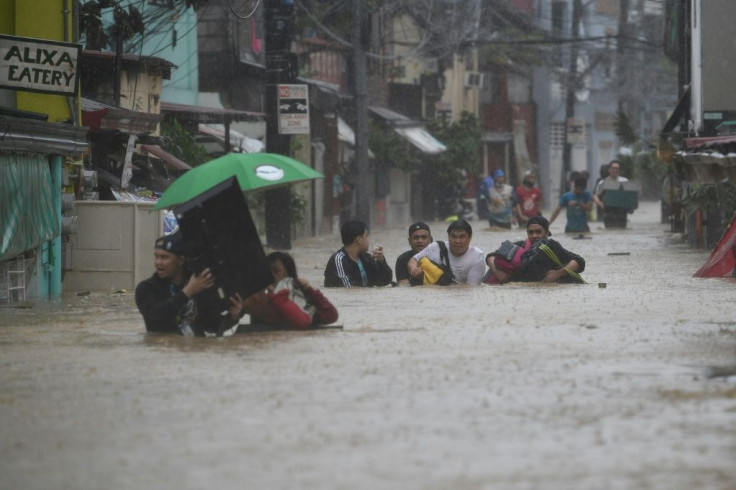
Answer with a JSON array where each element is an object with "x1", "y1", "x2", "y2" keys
[{"x1": 0, "y1": 34, "x2": 81, "y2": 96}]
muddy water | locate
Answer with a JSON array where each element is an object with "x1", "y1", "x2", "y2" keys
[{"x1": 1, "y1": 201, "x2": 735, "y2": 490}]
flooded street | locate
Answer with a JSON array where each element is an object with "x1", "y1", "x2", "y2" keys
[{"x1": 1, "y1": 201, "x2": 735, "y2": 490}]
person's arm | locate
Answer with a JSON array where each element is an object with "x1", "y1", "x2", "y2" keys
[
  {"x1": 365, "y1": 252, "x2": 393, "y2": 287},
  {"x1": 548, "y1": 205, "x2": 563, "y2": 225},
  {"x1": 135, "y1": 280, "x2": 189, "y2": 333},
  {"x1": 542, "y1": 259, "x2": 581, "y2": 283},
  {"x1": 301, "y1": 280, "x2": 339, "y2": 325},
  {"x1": 407, "y1": 257, "x2": 424, "y2": 282},
  {"x1": 485, "y1": 254, "x2": 510, "y2": 283},
  {"x1": 541, "y1": 241, "x2": 585, "y2": 282},
  {"x1": 324, "y1": 252, "x2": 352, "y2": 287},
  {"x1": 395, "y1": 254, "x2": 410, "y2": 286}
]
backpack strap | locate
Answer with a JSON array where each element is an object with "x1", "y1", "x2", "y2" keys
[{"x1": 437, "y1": 241, "x2": 454, "y2": 280}]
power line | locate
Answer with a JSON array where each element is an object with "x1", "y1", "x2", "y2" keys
[{"x1": 224, "y1": 0, "x2": 261, "y2": 20}]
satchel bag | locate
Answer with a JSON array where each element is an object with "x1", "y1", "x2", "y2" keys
[{"x1": 418, "y1": 241, "x2": 454, "y2": 286}]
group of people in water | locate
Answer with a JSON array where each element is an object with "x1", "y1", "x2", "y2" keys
[
  {"x1": 134, "y1": 161, "x2": 640, "y2": 336},
  {"x1": 135, "y1": 213, "x2": 585, "y2": 337}
]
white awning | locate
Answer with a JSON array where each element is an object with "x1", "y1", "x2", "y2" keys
[
  {"x1": 338, "y1": 117, "x2": 355, "y2": 144},
  {"x1": 198, "y1": 124, "x2": 265, "y2": 153},
  {"x1": 368, "y1": 106, "x2": 447, "y2": 154},
  {"x1": 393, "y1": 126, "x2": 447, "y2": 155}
]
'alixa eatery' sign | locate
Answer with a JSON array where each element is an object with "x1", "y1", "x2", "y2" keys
[{"x1": 0, "y1": 34, "x2": 81, "y2": 96}]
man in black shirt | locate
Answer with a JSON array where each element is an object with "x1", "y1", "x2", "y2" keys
[
  {"x1": 135, "y1": 231, "x2": 244, "y2": 336},
  {"x1": 395, "y1": 222, "x2": 433, "y2": 286}
]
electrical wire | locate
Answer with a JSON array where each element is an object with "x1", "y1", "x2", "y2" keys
[{"x1": 224, "y1": 0, "x2": 261, "y2": 20}]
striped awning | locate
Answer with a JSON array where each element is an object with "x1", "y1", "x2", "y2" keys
[{"x1": 1, "y1": 154, "x2": 59, "y2": 261}]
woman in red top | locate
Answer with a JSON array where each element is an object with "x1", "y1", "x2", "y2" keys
[{"x1": 244, "y1": 252, "x2": 338, "y2": 329}]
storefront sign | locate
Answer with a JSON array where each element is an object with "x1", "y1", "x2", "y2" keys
[
  {"x1": 278, "y1": 84, "x2": 310, "y2": 135},
  {"x1": 0, "y1": 34, "x2": 81, "y2": 96}
]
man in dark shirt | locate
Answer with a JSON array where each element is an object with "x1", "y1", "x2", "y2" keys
[
  {"x1": 135, "y1": 231, "x2": 244, "y2": 336},
  {"x1": 395, "y1": 222, "x2": 433, "y2": 286},
  {"x1": 324, "y1": 220, "x2": 393, "y2": 287}
]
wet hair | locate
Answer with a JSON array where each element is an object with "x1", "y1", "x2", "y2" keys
[
  {"x1": 447, "y1": 218, "x2": 472, "y2": 236},
  {"x1": 608, "y1": 159, "x2": 621, "y2": 169},
  {"x1": 340, "y1": 220, "x2": 367, "y2": 246},
  {"x1": 599, "y1": 164, "x2": 609, "y2": 179},
  {"x1": 267, "y1": 251, "x2": 298, "y2": 278},
  {"x1": 573, "y1": 176, "x2": 588, "y2": 189}
]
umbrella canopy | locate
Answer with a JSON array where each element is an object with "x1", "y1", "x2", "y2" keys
[{"x1": 153, "y1": 152, "x2": 323, "y2": 210}]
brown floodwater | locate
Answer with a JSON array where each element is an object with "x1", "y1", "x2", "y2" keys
[{"x1": 1, "y1": 201, "x2": 735, "y2": 490}]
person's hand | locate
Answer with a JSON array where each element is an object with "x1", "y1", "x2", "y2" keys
[
  {"x1": 182, "y1": 268, "x2": 215, "y2": 298},
  {"x1": 297, "y1": 278, "x2": 311, "y2": 289},
  {"x1": 486, "y1": 257, "x2": 509, "y2": 282},
  {"x1": 409, "y1": 265, "x2": 424, "y2": 280},
  {"x1": 371, "y1": 245, "x2": 385, "y2": 263},
  {"x1": 228, "y1": 293, "x2": 244, "y2": 321},
  {"x1": 542, "y1": 268, "x2": 565, "y2": 283}
]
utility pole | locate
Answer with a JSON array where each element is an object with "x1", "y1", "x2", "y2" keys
[
  {"x1": 352, "y1": 0, "x2": 371, "y2": 225},
  {"x1": 264, "y1": 0, "x2": 295, "y2": 249},
  {"x1": 561, "y1": 0, "x2": 582, "y2": 194}
]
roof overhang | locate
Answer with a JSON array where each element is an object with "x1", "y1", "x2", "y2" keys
[
  {"x1": 0, "y1": 116, "x2": 88, "y2": 155},
  {"x1": 81, "y1": 97, "x2": 162, "y2": 134},
  {"x1": 82, "y1": 50, "x2": 176, "y2": 79},
  {"x1": 161, "y1": 102, "x2": 265, "y2": 124},
  {"x1": 368, "y1": 106, "x2": 447, "y2": 154}
]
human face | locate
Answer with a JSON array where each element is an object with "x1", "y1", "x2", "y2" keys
[
  {"x1": 608, "y1": 163, "x2": 621, "y2": 178},
  {"x1": 526, "y1": 224, "x2": 549, "y2": 243},
  {"x1": 154, "y1": 249, "x2": 185, "y2": 281},
  {"x1": 356, "y1": 231, "x2": 370, "y2": 253},
  {"x1": 409, "y1": 229, "x2": 432, "y2": 253},
  {"x1": 447, "y1": 230, "x2": 471, "y2": 256},
  {"x1": 270, "y1": 259, "x2": 288, "y2": 283}
]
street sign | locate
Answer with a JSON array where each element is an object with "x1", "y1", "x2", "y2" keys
[
  {"x1": 0, "y1": 34, "x2": 81, "y2": 96},
  {"x1": 277, "y1": 84, "x2": 310, "y2": 135}
]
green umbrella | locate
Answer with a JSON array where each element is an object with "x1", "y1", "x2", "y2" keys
[{"x1": 153, "y1": 152, "x2": 324, "y2": 210}]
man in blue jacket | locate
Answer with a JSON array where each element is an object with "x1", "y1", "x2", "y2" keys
[{"x1": 324, "y1": 220, "x2": 393, "y2": 287}]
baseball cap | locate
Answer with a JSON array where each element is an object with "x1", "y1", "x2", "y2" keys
[
  {"x1": 526, "y1": 216, "x2": 551, "y2": 236},
  {"x1": 493, "y1": 169, "x2": 505, "y2": 179},
  {"x1": 408, "y1": 222, "x2": 431, "y2": 235},
  {"x1": 155, "y1": 230, "x2": 186, "y2": 255}
]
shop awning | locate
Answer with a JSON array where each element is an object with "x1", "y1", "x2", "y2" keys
[
  {"x1": 82, "y1": 98, "x2": 161, "y2": 134},
  {"x1": 197, "y1": 124, "x2": 265, "y2": 153},
  {"x1": 368, "y1": 106, "x2": 447, "y2": 154},
  {"x1": 0, "y1": 116, "x2": 88, "y2": 155},
  {"x1": 140, "y1": 144, "x2": 192, "y2": 170},
  {"x1": 161, "y1": 102, "x2": 265, "y2": 124},
  {"x1": 338, "y1": 117, "x2": 355, "y2": 144}
]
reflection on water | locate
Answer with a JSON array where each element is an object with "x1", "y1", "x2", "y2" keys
[{"x1": 1, "y1": 202, "x2": 735, "y2": 490}]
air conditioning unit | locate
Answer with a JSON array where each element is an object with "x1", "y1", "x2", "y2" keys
[{"x1": 464, "y1": 71, "x2": 484, "y2": 88}]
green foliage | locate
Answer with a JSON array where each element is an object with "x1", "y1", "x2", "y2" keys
[
  {"x1": 160, "y1": 119, "x2": 210, "y2": 167},
  {"x1": 368, "y1": 121, "x2": 421, "y2": 172},
  {"x1": 424, "y1": 111, "x2": 482, "y2": 193},
  {"x1": 614, "y1": 110, "x2": 637, "y2": 147}
]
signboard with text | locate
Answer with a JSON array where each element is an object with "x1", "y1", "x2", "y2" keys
[
  {"x1": 278, "y1": 84, "x2": 310, "y2": 135},
  {"x1": 0, "y1": 34, "x2": 81, "y2": 96}
]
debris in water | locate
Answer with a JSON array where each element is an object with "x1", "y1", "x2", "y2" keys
[
  {"x1": 608, "y1": 252, "x2": 631, "y2": 256},
  {"x1": 598, "y1": 283, "x2": 607, "y2": 288},
  {"x1": 77, "y1": 291, "x2": 90, "y2": 296}
]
